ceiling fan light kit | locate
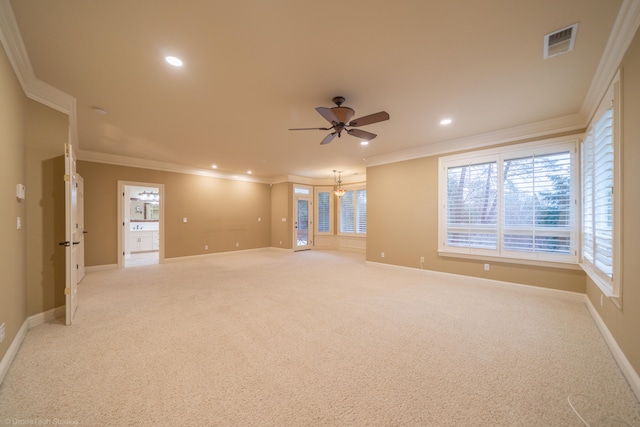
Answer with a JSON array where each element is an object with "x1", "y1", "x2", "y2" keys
[{"x1": 289, "y1": 96, "x2": 389, "y2": 145}]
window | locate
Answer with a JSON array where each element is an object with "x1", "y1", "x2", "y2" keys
[
  {"x1": 581, "y1": 72, "x2": 621, "y2": 298},
  {"x1": 316, "y1": 190, "x2": 332, "y2": 233},
  {"x1": 439, "y1": 139, "x2": 577, "y2": 264},
  {"x1": 339, "y1": 187, "x2": 366, "y2": 235}
]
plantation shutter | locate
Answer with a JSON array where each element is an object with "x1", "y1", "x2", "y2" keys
[
  {"x1": 502, "y1": 151, "x2": 572, "y2": 255},
  {"x1": 583, "y1": 107, "x2": 614, "y2": 278},
  {"x1": 446, "y1": 162, "x2": 497, "y2": 249},
  {"x1": 317, "y1": 191, "x2": 330, "y2": 233},
  {"x1": 340, "y1": 190, "x2": 355, "y2": 233},
  {"x1": 356, "y1": 189, "x2": 367, "y2": 234}
]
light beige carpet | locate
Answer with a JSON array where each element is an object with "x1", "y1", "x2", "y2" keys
[{"x1": 1, "y1": 249, "x2": 639, "y2": 426}]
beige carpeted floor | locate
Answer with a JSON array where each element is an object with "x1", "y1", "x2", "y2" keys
[{"x1": 1, "y1": 249, "x2": 639, "y2": 426}]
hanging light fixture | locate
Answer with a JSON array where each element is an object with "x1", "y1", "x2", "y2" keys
[{"x1": 333, "y1": 170, "x2": 346, "y2": 197}]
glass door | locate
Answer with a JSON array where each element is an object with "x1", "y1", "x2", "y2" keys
[{"x1": 294, "y1": 196, "x2": 312, "y2": 251}]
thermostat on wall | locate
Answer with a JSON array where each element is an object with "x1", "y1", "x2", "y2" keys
[{"x1": 16, "y1": 184, "x2": 25, "y2": 200}]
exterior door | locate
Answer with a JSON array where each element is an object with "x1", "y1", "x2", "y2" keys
[
  {"x1": 294, "y1": 196, "x2": 312, "y2": 251},
  {"x1": 64, "y1": 143, "x2": 78, "y2": 325}
]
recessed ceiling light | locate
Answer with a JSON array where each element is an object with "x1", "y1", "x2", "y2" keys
[
  {"x1": 247, "y1": 170, "x2": 252, "y2": 175},
  {"x1": 360, "y1": 141, "x2": 369, "y2": 146},
  {"x1": 211, "y1": 164, "x2": 217, "y2": 169},
  {"x1": 165, "y1": 56, "x2": 183, "y2": 67},
  {"x1": 440, "y1": 118, "x2": 453, "y2": 125}
]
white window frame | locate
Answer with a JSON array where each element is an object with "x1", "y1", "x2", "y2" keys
[
  {"x1": 580, "y1": 70, "x2": 622, "y2": 302},
  {"x1": 438, "y1": 137, "x2": 579, "y2": 267},
  {"x1": 337, "y1": 184, "x2": 367, "y2": 237},
  {"x1": 314, "y1": 186, "x2": 334, "y2": 235}
]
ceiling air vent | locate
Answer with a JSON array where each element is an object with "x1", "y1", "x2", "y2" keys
[{"x1": 544, "y1": 23, "x2": 578, "y2": 59}]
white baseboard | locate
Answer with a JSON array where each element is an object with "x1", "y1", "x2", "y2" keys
[
  {"x1": 584, "y1": 297, "x2": 640, "y2": 402},
  {"x1": 366, "y1": 261, "x2": 584, "y2": 302},
  {"x1": 0, "y1": 306, "x2": 65, "y2": 386},
  {"x1": 28, "y1": 306, "x2": 65, "y2": 328},
  {"x1": 85, "y1": 264, "x2": 118, "y2": 273},
  {"x1": 0, "y1": 319, "x2": 29, "y2": 386},
  {"x1": 163, "y1": 247, "x2": 275, "y2": 263}
]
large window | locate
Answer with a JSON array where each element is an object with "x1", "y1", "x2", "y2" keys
[
  {"x1": 439, "y1": 139, "x2": 577, "y2": 264},
  {"x1": 339, "y1": 188, "x2": 366, "y2": 235},
  {"x1": 581, "y1": 73, "x2": 621, "y2": 298},
  {"x1": 316, "y1": 189, "x2": 332, "y2": 234}
]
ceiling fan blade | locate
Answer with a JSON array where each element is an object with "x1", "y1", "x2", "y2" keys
[
  {"x1": 348, "y1": 111, "x2": 390, "y2": 127},
  {"x1": 320, "y1": 132, "x2": 338, "y2": 145},
  {"x1": 316, "y1": 107, "x2": 339, "y2": 124},
  {"x1": 288, "y1": 127, "x2": 332, "y2": 131},
  {"x1": 347, "y1": 128, "x2": 377, "y2": 140}
]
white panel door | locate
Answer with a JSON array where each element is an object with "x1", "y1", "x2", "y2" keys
[{"x1": 64, "y1": 143, "x2": 78, "y2": 325}]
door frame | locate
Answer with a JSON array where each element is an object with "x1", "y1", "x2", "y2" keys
[
  {"x1": 293, "y1": 185, "x2": 313, "y2": 251},
  {"x1": 117, "y1": 181, "x2": 165, "y2": 268}
]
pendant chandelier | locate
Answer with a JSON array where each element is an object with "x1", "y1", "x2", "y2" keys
[{"x1": 333, "y1": 170, "x2": 346, "y2": 197}]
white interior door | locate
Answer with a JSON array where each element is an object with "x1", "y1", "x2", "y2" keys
[
  {"x1": 76, "y1": 173, "x2": 85, "y2": 283},
  {"x1": 64, "y1": 143, "x2": 78, "y2": 325},
  {"x1": 294, "y1": 196, "x2": 312, "y2": 251}
]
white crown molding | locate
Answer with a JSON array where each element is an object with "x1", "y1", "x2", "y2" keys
[
  {"x1": 365, "y1": 113, "x2": 585, "y2": 167},
  {"x1": 580, "y1": 0, "x2": 640, "y2": 123},
  {"x1": 0, "y1": 0, "x2": 75, "y2": 115},
  {"x1": 78, "y1": 150, "x2": 274, "y2": 184}
]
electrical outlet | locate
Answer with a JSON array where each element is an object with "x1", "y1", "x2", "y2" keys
[
  {"x1": 0, "y1": 322, "x2": 5, "y2": 344},
  {"x1": 204, "y1": 245, "x2": 208, "y2": 250},
  {"x1": 235, "y1": 242, "x2": 239, "y2": 247},
  {"x1": 381, "y1": 252, "x2": 385, "y2": 258},
  {"x1": 420, "y1": 256, "x2": 425, "y2": 263},
  {"x1": 484, "y1": 263, "x2": 490, "y2": 271}
]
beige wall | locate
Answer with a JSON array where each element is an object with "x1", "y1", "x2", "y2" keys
[
  {"x1": 367, "y1": 155, "x2": 586, "y2": 293},
  {"x1": 586, "y1": 28, "x2": 640, "y2": 376},
  {"x1": 25, "y1": 100, "x2": 68, "y2": 316},
  {"x1": 271, "y1": 182, "x2": 292, "y2": 249},
  {"x1": 0, "y1": 43, "x2": 28, "y2": 362},
  {"x1": 77, "y1": 161, "x2": 272, "y2": 266}
]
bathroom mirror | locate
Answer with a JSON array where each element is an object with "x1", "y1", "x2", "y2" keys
[{"x1": 130, "y1": 200, "x2": 159, "y2": 220}]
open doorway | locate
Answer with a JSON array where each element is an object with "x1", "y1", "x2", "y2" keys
[{"x1": 118, "y1": 181, "x2": 164, "y2": 268}]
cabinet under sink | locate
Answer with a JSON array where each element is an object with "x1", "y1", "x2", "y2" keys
[{"x1": 129, "y1": 230, "x2": 159, "y2": 252}]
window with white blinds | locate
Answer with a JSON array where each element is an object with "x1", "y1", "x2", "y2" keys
[
  {"x1": 339, "y1": 188, "x2": 366, "y2": 235},
  {"x1": 581, "y1": 71, "x2": 621, "y2": 299},
  {"x1": 439, "y1": 139, "x2": 577, "y2": 264},
  {"x1": 316, "y1": 190, "x2": 331, "y2": 233}
]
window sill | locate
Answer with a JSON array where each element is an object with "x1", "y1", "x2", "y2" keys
[
  {"x1": 580, "y1": 263, "x2": 621, "y2": 309},
  {"x1": 438, "y1": 250, "x2": 582, "y2": 270}
]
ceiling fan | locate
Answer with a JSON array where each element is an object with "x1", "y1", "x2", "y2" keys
[{"x1": 289, "y1": 96, "x2": 390, "y2": 145}]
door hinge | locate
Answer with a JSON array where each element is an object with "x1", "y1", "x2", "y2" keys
[
  {"x1": 64, "y1": 287, "x2": 71, "y2": 295},
  {"x1": 64, "y1": 174, "x2": 70, "y2": 182}
]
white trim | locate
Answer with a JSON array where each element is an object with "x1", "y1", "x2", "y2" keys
[
  {"x1": 0, "y1": 306, "x2": 65, "y2": 386},
  {"x1": 580, "y1": 0, "x2": 640, "y2": 123},
  {"x1": 85, "y1": 264, "x2": 118, "y2": 273},
  {"x1": 28, "y1": 306, "x2": 65, "y2": 328},
  {"x1": 585, "y1": 296, "x2": 640, "y2": 401},
  {"x1": 0, "y1": 0, "x2": 75, "y2": 114},
  {"x1": 365, "y1": 114, "x2": 584, "y2": 167},
  {"x1": 439, "y1": 251, "x2": 582, "y2": 270},
  {"x1": 0, "y1": 318, "x2": 29, "y2": 386},
  {"x1": 162, "y1": 247, "x2": 275, "y2": 263},
  {"x1": 366, "y1": 261, "x2": 585, "y2": 302}
]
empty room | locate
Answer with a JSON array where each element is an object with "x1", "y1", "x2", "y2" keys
[{"x1": 1, "y1": 0, "x2": 640, "y2": 425}]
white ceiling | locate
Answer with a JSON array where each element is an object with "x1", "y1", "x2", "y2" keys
[{"x1": 8, "y1": 0, "x2": 625, "y2": 180}]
